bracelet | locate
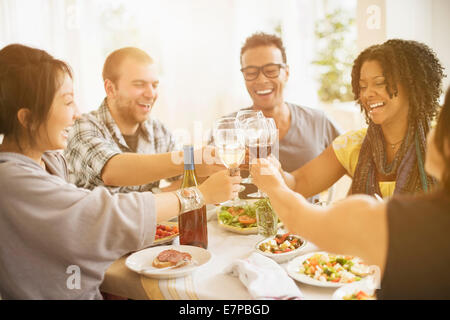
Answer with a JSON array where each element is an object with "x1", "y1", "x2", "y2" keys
[{"x1": 174, "y1": 187, "x2": 205, "y2": 214}]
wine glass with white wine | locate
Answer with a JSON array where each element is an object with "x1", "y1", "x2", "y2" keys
[{"x1": 213, "y1": 118, "x2": 246, "y2": 206}]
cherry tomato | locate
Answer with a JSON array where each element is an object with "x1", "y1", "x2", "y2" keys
[{"x1": 238, "y1": 215, "x2": 256, "y2": 225}]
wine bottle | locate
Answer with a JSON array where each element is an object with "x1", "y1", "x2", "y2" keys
[{"x1": 178, "y1": 145, "x2": 208, "y2": 249}]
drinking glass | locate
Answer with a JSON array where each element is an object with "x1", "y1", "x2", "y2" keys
[
  {"x1": 213, "y1": 118, "x2": 246, "y2": 206},
  {"x1": 247, "y1": 117, "x2": 278, "y2": 198},
  {"x1": 236, "y1": 110, "x2": 264, "y2": 124},
  {"x1": 236, "y1": 110, "x2": 264, "y2": 184},
  {"x1": 256, "y1": 206, "x2": 278, "y2": 237},
  {"x1": 244, "y1": 118, "x2": 271, "y2": 198}
]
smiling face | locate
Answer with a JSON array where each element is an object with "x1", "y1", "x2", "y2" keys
[
  {"x1": 241, "y1": 45, "x2": 289, "y2": 111},
  {"x1": 359, "y1": 60, "x2": 409, "y2": 128},
  {"x1": 109, "y1": 57, "x2": 159, "y2": 126},
  {"x1": 37, "y1": 73, "x2": 80, "y2": 151}
]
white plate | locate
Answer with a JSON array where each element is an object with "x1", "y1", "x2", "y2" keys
[
  {"x1": 217, "y1": 217, "x2": 258, "y2": 234},
  {"x1": 125, "y1": 245, "x2": 212, "y2": 279},
  {"x1": 286, "y1": 252, "x2": 374, "y2": 288}
]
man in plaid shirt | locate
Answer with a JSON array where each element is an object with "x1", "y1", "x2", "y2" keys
[{"x1": 65, "y1": 47, "x2": 212, "y2": 193}]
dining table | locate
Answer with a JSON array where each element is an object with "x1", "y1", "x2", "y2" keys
[{"x1": 100, "y1": 205, "x2": 340, "y2": 300}]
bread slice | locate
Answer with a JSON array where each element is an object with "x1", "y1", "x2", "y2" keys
[
  {"x1": 152, "y1": 258, "x2": 175, "y2": 268},
  {"x1": 152, "y1": 249, "x2": 192, "y2": 269}
]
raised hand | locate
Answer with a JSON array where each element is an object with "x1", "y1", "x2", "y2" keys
[
  {"x1": 198, "y1": 170, "x2": 242, "y2": 204},
  {"x1": 250, "y1": 158, "x2": 287, "y2": 194}
]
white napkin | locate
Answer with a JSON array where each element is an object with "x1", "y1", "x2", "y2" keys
[{"x1": 225, "y1": 252, "x2": 304, "y2": 300}]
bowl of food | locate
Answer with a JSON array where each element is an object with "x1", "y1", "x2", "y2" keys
[{"x1": 255, "y1": 233, "x2": 307, "y2": 263}]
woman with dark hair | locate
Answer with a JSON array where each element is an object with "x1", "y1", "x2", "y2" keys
[
  {"x1": 0, "y1": 44, "x2": 241, "y2": 299},
  {"x1": 277, "y1": 39, "x2": 445, "y2": 198},
  {"x1": 251, "y1": 87, "x2": 450, "y2": 299}
]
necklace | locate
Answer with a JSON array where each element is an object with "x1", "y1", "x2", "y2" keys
[{"x1": 388, "y1": 139, "x2": 403, "y2": 150}]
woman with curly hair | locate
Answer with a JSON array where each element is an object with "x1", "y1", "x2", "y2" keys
[
  {"x1": 277, "y1": 39, "x2": 445, "y2": 198},
  {"x1": 250, "y1": 86, "x2": 450, "y2": 298}
]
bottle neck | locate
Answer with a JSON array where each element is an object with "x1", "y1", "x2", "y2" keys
[
  {"x1": 183, "y1": 145, "x2": 195, "y2": 170},
  {"x1": 182, "y1": 145, "x2": 198, "y2": 188}
]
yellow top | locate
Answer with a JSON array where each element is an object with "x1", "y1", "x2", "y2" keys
[{"x1": 332, "y1": 128, "x2": 395, "y2": 198}]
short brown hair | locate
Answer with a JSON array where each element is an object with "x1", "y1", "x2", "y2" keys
[
  {"x1": 102, "y1": 47, "x2": 153, "y2": 84},
  {"x1": 240, "y1": 32, "x2": 287, "y2": 65},
  {"x1": 0, "y1": 43, "x2": 72, "y2": 149},
  {"x1": 434, "y1": 87, "x2": 450, "y2": 193}
]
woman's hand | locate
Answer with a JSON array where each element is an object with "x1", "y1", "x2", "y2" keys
[
  {"x1": 250, "y1": 158, "x2": 287, "y2": 194},
  {"x1": 267, "y1": 154, "x2": 282, "y2": 171},
  {"x1": 198, "y1": 170, "x2": 242, "y2": 204}
]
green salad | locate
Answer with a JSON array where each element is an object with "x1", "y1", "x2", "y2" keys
[{"x1": 218, "y1": 199, "x2": 277, "y2": 229}]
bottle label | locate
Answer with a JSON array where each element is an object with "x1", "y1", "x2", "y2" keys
[{"x1": 183, "y1": 145, "x2": 195, "y2": 171}]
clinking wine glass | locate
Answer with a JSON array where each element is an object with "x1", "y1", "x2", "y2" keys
[
  {"x1": 247, "y1": 117, "x2": 278, "y2": 198},
  {"x1": 236, "y1": 110, "x2": 264, "y2": 184},
  {"x1": 213, "y1": 118, "x2": 246, "y2": 206}
]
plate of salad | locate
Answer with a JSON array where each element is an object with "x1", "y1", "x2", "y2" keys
[
  {"x1": 216, "y1": 199, "x2": 282, "y2": 234},
  {"x1": 286, "y1": 252, "x2": 375, "y2": 288}
]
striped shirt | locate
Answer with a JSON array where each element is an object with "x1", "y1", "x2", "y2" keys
[{"x1": 64, "y1": 98, "x2": 178, "y2": 193}]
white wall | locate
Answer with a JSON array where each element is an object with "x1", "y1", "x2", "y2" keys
[
  {"x1": 357, "y1": 0, "x2": 450, "y2": 92},
  {"x1": 386, "y1": 0, "x2": 450, "y2": 91}
]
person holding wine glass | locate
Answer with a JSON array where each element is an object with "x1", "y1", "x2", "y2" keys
[
  {"x1": 64, "y1": 47, "x2": 223, "y2": 195},
  {"x1": 274, "y1": 39, "x2": 445, "y2": 199},
  {"x1": 211, "y1": 32, "x2": 341, "y2": 201},
  {"x1": 250, "y1": 86, "x2": 450, "y2": 299},
  {"x1": 0, "y1": 43, "x2": 242, "y2": 299}
]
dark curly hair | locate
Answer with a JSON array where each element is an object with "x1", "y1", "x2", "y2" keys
[
  {"x1": 0, "y1": 44, "x2": 72, "y2": 150},
  {"x1": 240, "y1": 32, "x2": 287, "y2": 65},
  {"x1": 351, "y1": 39, "x2": 445, "y2": 125},
  {"x1": 434, "y1": 87, "x2": 450, "y2": 193}
]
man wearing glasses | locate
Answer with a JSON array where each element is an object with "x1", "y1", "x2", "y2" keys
[{"x1": 233, "y1": 32, "x2": 341, "y2": 201}]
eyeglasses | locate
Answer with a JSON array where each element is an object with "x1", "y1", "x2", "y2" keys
[{"x1": 240, "y1": 63, "x2": 286, "y2": 81}]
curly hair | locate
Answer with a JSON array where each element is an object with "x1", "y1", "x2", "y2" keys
[
  {"x1": 240, "y1": 32, "x2": 287, "y2": 65},
  {"x1": 351, "y1": 39, "x2": 445, "y2": 125},
  {"x1": 434, "y1": 87, "x2": 450, "y2": 193}
]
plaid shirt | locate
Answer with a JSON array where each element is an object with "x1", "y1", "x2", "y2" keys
[{"x1": 64, "y1": 99, "x2": 178, "y2": 193}]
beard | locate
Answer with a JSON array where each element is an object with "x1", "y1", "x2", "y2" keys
[{"x1": 114, "y1": 95, "x2": 151, "y2": 125}]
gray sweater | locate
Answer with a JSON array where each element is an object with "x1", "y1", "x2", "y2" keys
[{"x1": 0, "y1": 151, "x2": 156, "y2": 299}]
